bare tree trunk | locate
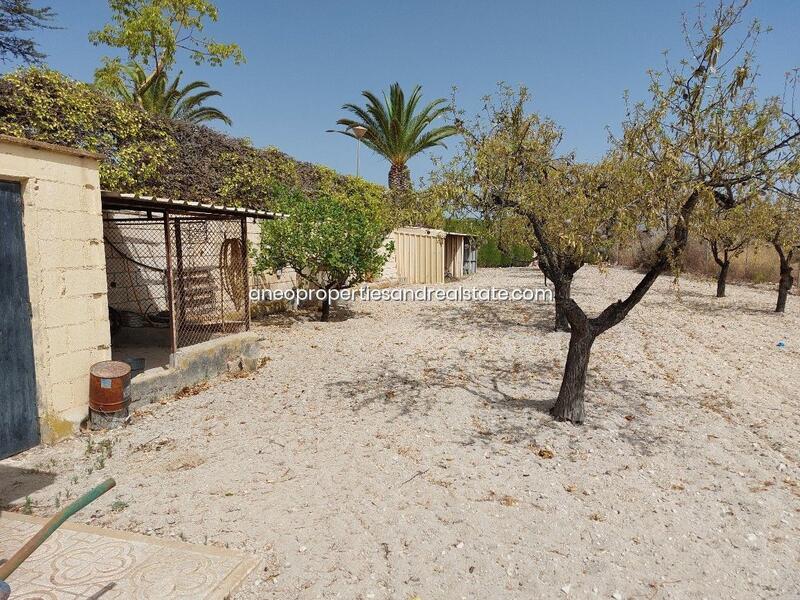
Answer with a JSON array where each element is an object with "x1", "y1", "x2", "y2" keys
[
  {"x1": 553, "y1": 278, "x2": 572, "y2": 332},
  {"x1": 710, "y1": 242, "x2": 729, "y2": 298},
  {"x1": 550, "y1": 328, "x2": 595, "y2": 423},
  {"x1": 774, "y1": 244, "x2": 793, "y2": 313},
  {"x1": 321, "y1": 296, "x2": 331, "y2": 321},
  {"x1": 534, "y1": 248, "x2": 574, "y2": 332},
  {"x1": 548, "y1": 189, "x2": 701, "y2": 424},
  {"x1": 716, "y1": 259, "x2": 729, "y2": 298}
]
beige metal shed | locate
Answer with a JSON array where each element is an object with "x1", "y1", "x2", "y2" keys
[
  {"x1": 391, "y1": 227, "x2": 478, "y2": 284},
  {"x1": 444, "y1": 232, "x2": 478, "y2": 279},
  {"x1": 445, "y1": 234, "x2": 464, "y2": 279},
  {"x1": 393, "y1": 227, "x2": 446, "y2": 284}
]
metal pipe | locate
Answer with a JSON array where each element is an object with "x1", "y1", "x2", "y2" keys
[
  {"x1": 240, "y1": 217, "x2": 251, "y2": 330},
  {"x1": 103, "y1": 216, "x2": 234, "y2": 223},
  {"x1": 175, "y1": 219, "x2": 186, "y2": 337},
  {"x1": 164, "y1": 210, "x2": 177, "y2": 354},
  {"x1": 356, "y1": 135, "x2": 360, "y2": 177},
  {"x1": 0, "y1": 478, "x2": 116, "y2": 582}
]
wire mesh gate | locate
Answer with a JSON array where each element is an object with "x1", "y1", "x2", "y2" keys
[
  {"x1": 169, "y1": 217, "x2": 249, "y2": 348},
  {"x1": 104, "y1": 211, "x2": 251, "y2": 353}
]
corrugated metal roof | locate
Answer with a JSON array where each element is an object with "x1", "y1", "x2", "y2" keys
[
  {"x1": 101, "y1": 191, "x2": 283, "y2": 219},
  {"x1": 393, "y1": 226, "x2": 477, "y2": 239},
  {"x1": 394, "y1": 226, "x2": 447, "y2": 238}
]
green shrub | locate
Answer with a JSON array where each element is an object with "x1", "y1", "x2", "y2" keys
[
  {"x1": 507, "y1": 243, "x2": 534, "y2": 266},
  {"x1": 254, "y1": 187, "x2": 393, "y2": 320},
  {"x1": 477, "y1": 238, "x2": 533, "y2": 267},
  {"x1": 0, "y1": 67, "x2": 175, "y2": 193},
  {"x1": 444, "y1": 217, "x2": 534, "y2": 268},
  {"x1": 478, "y1": 238, "x2": 509, "y2": 267}
]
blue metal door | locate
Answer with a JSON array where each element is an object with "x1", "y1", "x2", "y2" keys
[{"x1": 0, "y1": 181, "x2": 39, "y2": 458}]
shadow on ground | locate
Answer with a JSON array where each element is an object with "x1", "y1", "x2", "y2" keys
[
  {"x1": 252, "y1": 303, "x2": 367, "y2": 328},
  {"x1": 645, "y1": 293, "x2": 780, "y2": 317},
  {"x1": 329, "y1": 349, "x2": 692, "y2": 455},
  {"x1": 0, "y1": 465, "x2": 56, "y2": 506},
  {"x1": 417, "y1": 298, "x2": 555, "y2": 335}
]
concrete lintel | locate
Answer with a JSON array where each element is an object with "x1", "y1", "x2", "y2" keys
[{"x1": 0, "y1": 134, "x2": 104, "y2": 161}]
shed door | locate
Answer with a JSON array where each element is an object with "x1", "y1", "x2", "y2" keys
[{"x1": 0, "y1": 181, "x2": 39, "y2": 458}]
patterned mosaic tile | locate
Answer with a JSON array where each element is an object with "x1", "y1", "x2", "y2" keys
[{"x1": 0, "y1": 512, "x2": 257, "y2": 600}]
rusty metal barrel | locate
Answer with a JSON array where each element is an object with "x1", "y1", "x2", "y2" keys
[{"x1": 89, "y1": 361, "x2": 131, "y2": 413}]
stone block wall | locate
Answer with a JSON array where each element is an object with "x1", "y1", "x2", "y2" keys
[
  {"x1": 246, "y1": 219, "x2": 299, "y2": 294},
  {"x1": 0, "y1": 136, "x2": 111, "y2": 442}
]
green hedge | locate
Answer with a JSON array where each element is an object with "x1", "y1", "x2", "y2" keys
[
  {"x1": 478, "y1": 238, "x2": 534, "y2": 267},
  {"x1": 0, "y1": 68, "x2": 385, "y2": 211},
  {"x1": 444, "y1": 217, "x2": 533, "y2": 267}
]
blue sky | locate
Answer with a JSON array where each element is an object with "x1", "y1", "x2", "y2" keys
[{"x1": 5, "y1": 1, "x2": 800, "y2": 185}]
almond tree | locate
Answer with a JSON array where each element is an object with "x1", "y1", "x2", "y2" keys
[
  {"x1": 433, "y1": 84, "x2": 650, "y2": 333},
  {"x1": 766, "y1": 197, "x2": 800, "y2": 312},
  {"x1": 549, "y1": 1, "x2": 800, "y2": 422},
  {"x1": 437, "y1": 1, "x2": 800, "y2": 423},
  {"x1": 433, "y1": 86, "x2": 580, "y2": 331},
  {"x1": 696, "y1": 196, "x2": 770, "y2": 297}
]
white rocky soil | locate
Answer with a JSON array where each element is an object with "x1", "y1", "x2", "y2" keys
[{"x1": 2, "y1": 267, "x2": 798, "y2": 599}]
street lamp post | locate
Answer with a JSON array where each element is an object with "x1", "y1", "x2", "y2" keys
[{"x1": 350, "y1": 125, "x2": 367, "y2": 177}]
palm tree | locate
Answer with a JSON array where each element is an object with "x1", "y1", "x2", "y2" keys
[
  {"x1": 334, "y1": 83, "x2": 457, "y2": 190},
  {"x1": 105, "y1": 63, "x2": 232, "y2": 126}
]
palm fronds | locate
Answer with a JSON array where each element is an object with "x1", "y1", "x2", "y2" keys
[
  {"x1": 334, "y1": 83, "x2": 458, "y2": 188},
  {"x1": 104, "y1": 63, "x2": 232, "y2": 126}
]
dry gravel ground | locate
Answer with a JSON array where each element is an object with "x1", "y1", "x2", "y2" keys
[{"x1": 2, "y1": 266, "x2": 799, "y2": 600}]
